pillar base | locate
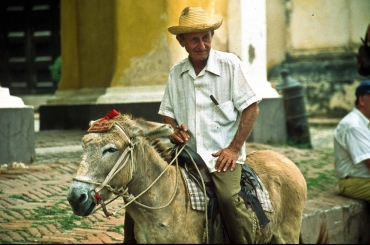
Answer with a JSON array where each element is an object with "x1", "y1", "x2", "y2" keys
[
  {"x1": 39, "y1": 102, "x2": 162, "y2": 130},
  {"x1": 247, "y1": 96, "x2": 287, "y2": 145},
  {"x1": 0, "y1": 107, "x2": 35, "y2": 164},
  {"x1": 41, "y1": 87, "x2": 165, "y2": 130}
]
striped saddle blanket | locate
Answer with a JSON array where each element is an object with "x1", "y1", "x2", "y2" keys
[{"x1": 181, "y1": 167, "x2": 273, "y2": 213}]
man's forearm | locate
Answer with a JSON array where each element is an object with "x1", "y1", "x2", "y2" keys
[
  {"x1": 162, "y1": 116, "x2": 178, "y2": 129},
  {"x1": 229, "y1": 102, "x2": 259, "y2": 152}
]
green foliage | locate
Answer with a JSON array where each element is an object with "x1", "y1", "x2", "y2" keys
[
  {"x1": 60, "y1": 186, "x2": 70, "y2": 191},
  {"x1": 4, "y1": 204, "x2": 92, "y2": 232},
  {"x1": 37, "y1": 205, "x2": 91, "y2": 230},
  {"x1": 293, "y1": 144, "x2": 337, "y2": 199},
  {"x1": 10, "y1": 194, "x2": 36, "y2": 202},
  {"x1": 49, "y1": 56, "x2": 62, "y2": 85},
  {"x1": 287, "y1": 138, "x2": 312, "y2": 149},
  {"x1": 32, "y1": 205, "x2": 65, "y2": 217},
  {"x1": 115, "y1": 224, "x2": 124, "y2": 233},
  {"x1": 305, "y1": 169, "x2": 337, "y2": 191}
]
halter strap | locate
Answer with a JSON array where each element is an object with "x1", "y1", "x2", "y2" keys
[
  {"x1": 73, "y1": 123, "x2": 134, "y2": 193},
  {"x1": 94, "y1": 124, "x2": 134, "y2": 193}
]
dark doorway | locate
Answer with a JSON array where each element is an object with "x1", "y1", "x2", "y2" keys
[{"x1": 0, "y1": 0, "x2": 60, "y2": 95}]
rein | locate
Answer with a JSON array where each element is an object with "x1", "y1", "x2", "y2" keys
[{"x1": 73, "y1": 123, "x2": 186, "y2": 217}]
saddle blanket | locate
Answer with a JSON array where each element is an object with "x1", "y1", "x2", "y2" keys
[
  {"x1": 181, "y1": 168, "x2": 273, "y2": 213},
  {"x1": 181, "y1": 168, "x2": 209, "y2": 211}
]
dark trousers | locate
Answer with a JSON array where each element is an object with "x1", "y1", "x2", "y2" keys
[{"x1": 212, "y1": 164, "x2": 256, "y2": 244}]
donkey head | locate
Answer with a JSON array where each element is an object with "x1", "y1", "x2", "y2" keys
[{"x1": 67, "y1": 110, "x2": 173, "y2": 216}]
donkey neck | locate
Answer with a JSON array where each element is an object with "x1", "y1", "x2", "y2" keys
[{"x1": 126, "y1": 140, "x2": 181, "y2": 206}]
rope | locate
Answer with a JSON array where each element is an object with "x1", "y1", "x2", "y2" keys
[
  {"x1": 109, "y1": 143, "x2": 186, "y2": 215},
  {"x1": 78, "y1": 143, "x2": 187, "y2": 216},
  {"x1": 95, "y1": 146, "x2": 132, "y2": 193}
]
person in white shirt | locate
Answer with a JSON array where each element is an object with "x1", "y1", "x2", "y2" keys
[
  {"x1": 158, "y1": 6, "x2": 261, "y2": 243},
  {"x1": 334, "y1": 79, "x2": 370, "y2": 202}
]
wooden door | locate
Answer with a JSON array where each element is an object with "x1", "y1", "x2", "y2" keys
[{"x1": 0, "y1": 0, "x2": 60, "y2": 95}]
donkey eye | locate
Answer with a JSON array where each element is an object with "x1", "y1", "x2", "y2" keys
[{"x1": 102, "y1": 147, "x2": 118, "y2": 156}]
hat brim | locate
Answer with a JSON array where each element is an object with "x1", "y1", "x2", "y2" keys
[{"x1": 168, "y1": 20, "x2": 222, "y2": 35}]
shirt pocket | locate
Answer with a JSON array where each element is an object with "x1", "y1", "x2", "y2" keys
[{"x1": 214, "y1": 100, "x2": 238, "y2": 125}]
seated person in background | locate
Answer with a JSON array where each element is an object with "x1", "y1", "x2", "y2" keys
[{"x1": 334, "y1": 79, "x2": 370, "y2": 202}]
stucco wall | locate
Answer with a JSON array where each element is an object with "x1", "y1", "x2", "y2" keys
[
  {"x1": 266, "y1": 0, "x2": 370, "y2": 70},
  {"x1": 266, "y1": 0, "x2": 370, "y2": 117},
  {"x1": 59, "y1": 0, "x2": 115, "y2": 90},
  {"x1": 58, "y1": 0, "x2": 228, "y2": 92}
]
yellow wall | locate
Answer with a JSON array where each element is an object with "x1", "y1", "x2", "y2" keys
[
  {"x1": 59, "y1": 0, "x2": 79, "y2": 90},
  {"x1": 58, "y1": 0, "x2": 227, "y2": 90},
  {"x1": 111, "y1": 0, "x2": 227, "y2": 87},
  {"x1": 111, "y1": 0, "x2": 169, "y2": 87},
  {"x1": 59, "y1": 0, "x2": 114, "y2": 90}
]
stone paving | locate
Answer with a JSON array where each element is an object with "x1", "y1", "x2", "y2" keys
[
  {"x1": 0, "y1": 124, "x2": 336, "y2": 244},
  {"x1": 0, "y1": 130, "x2": 126, "y2": 244}
]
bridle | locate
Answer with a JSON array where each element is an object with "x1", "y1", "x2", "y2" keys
[{"x1": 73, "y1": 122, "x2": 185, "y2": 217}]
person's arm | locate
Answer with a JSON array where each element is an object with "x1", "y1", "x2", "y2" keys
[
  {"x1": 162, "y1": 116, "x2": 190, "y2": 144},
  {"x1": 212, "y1": 102, "x2": 259, "y2": 172}
]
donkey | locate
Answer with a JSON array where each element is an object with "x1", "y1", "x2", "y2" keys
[{"x1": 67, "y1": 112, "x2": 313, "y2": 243}]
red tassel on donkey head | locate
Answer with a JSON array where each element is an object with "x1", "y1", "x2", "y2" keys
[
  {"x1": 87, "y1": 109, "x2": 119, "y2": 133},
  {"x1": 102, "y1": 109, "x2": 119, "y2": 121}
]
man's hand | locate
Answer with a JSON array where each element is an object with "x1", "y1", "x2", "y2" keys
[
  {"x1": 212, "y1": 103, "x2": 259, "y2": 172},
  {"x1": 162, "y1": 116, "x2": 190, "y2": 144},
  {"x1": 212, "y1": 146, "x2": 239, "y2": 172},
  {"x1": 169, "y1": 124, "x2": 190, "y2": 144}
]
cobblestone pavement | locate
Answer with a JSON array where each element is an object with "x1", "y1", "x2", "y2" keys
[
  {"x1": 0, "y1": 124, "x2": 336, "y2": 244},
  {"x1": 0, "y1": 130, "x2": 127, "y2": 244}
]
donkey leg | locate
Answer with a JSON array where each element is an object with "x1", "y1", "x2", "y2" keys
[{"x1": 123, "y1": 213, "x2": 137, "y2": 244}]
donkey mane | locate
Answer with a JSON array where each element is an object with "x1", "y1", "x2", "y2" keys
[
  {"x1": 149, "y1": 138, "x2": 173, "y2": 164},
  {"x1": 112, "y1": 113, "x2": 174, "y2": 164}
]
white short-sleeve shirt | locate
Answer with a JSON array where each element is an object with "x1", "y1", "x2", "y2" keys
[
  {"x1": 158, "y1": 49, "x2": 261, "y2": 173},
  {"x1": 334, "y1": 108, "x2": 370, "y2": 178}
]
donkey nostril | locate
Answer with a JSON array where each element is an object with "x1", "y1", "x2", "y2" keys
[{"x1": 79, "y1": 193, "x2": 87, "y2": 204}]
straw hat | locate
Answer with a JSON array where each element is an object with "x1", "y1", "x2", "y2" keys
[{"x1": 168, "y1": 7, "x2": 223, "y2": 35}]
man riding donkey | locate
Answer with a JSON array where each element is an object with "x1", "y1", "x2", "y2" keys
[{"x1": 124, "y1": 6, "x2": 262, "y2": 244}]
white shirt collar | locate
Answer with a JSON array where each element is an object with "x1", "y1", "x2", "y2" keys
[
  {"x1": 204, "y1": 49, "x2": 220, "y2": 76},
  {"x1": 181, "y1": 49, "x2": 221, "y2": 78}
]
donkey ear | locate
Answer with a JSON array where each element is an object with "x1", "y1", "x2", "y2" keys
[{"x1": 131, "y1": 118, "x2": 174, "y2": 138}]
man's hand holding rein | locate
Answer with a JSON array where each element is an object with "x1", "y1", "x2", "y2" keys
[{"x1": 170, "y1": 124, "x2": 190, "y2": 144}]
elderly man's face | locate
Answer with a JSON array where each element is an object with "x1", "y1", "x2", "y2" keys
[{"x1": 177, "y1": 31, "x2": 214, "y2": 62}]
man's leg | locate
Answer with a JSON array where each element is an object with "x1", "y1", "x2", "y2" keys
[
  {"x1": 339, "y1": 177, "x2": 370, "y2": 202},
  {"x1": 212, "y1": 164, "x2": 256, "y2": 244}
]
